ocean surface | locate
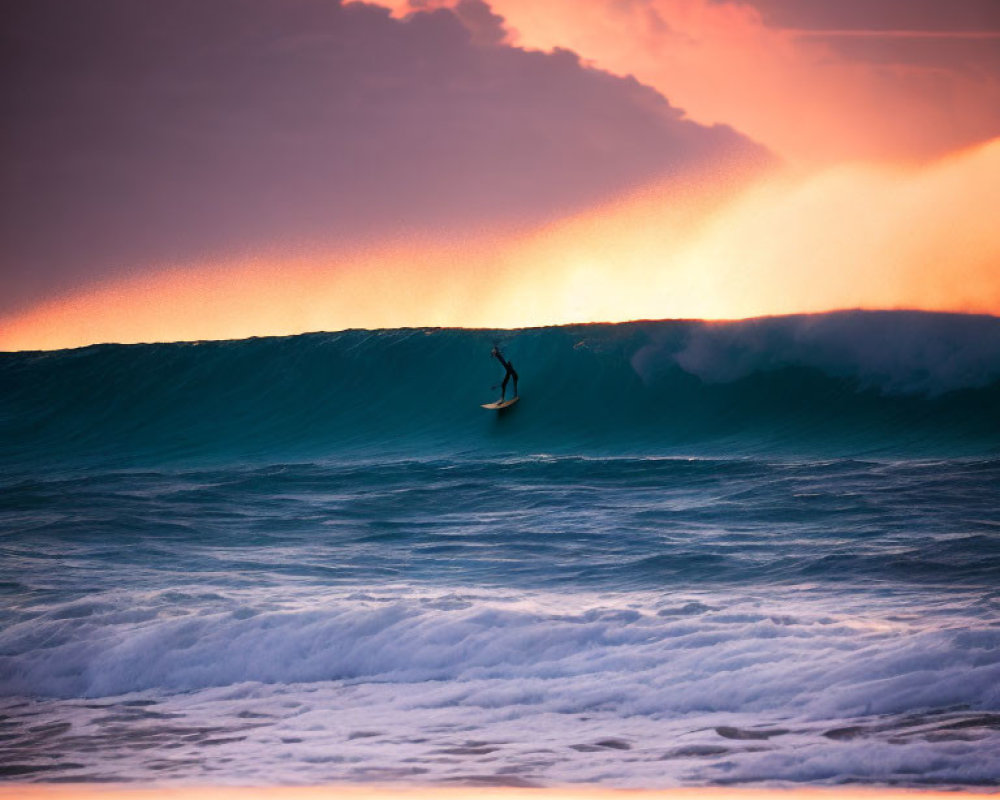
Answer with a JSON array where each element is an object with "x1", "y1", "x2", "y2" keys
[{"x1": 1, "y1": 310, "x2": 999, "y2": 788}]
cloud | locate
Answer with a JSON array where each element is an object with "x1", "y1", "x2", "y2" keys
[
  {"x1": 719, "y1": 0, "x2": 1000, "y2": 33},
  {"x1": 398, "y1": 0, "x2": 1000, "y2": 163},
  {"x1": 3, "y1": 137, "x2": 998, "y2": 352},
  {"x1": 0, "y1": 0, "x2": 765, "y2": 315},
  {"x1": 733, "y1": 0, "x2": 1000, "y2": 87}
]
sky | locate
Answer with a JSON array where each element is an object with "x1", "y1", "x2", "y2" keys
[{"x1": 1, "y1": 0, "x2": 998, "y2": 350}]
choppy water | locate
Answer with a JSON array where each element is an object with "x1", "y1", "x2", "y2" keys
[{"x1": 1, "y1": 312, "x2": 999, "y2": 787}]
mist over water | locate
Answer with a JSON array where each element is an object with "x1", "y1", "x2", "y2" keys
[{"x1": 1, "y1": 311, "x2": 999, "y2": 787}]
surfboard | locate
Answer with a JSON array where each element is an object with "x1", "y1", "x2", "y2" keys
[{"x1": 481, "y1": 397, "x2": 519, "y2": 410}]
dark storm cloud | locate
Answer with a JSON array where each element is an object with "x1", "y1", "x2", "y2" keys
[{"x1": 0, "y1": 0, "x2": 765, "y2": 314}]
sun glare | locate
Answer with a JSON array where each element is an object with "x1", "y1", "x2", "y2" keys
[{"x1": 1, "y1": 139, "x2": 998, "y2": 352}]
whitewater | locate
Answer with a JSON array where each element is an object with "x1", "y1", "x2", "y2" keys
[{"x1": 1, "y1": 310, "x2": 999, "y2": 787}]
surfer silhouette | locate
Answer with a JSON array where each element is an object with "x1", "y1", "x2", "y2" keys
[{"x1": 491, "y1": 347, "x2": 518, "y2": 401}]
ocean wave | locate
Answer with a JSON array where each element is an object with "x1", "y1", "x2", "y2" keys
[
  {"x1": 3, "y1": 588, "x2": 999, "y2": 709},
  {"x1": 2, "y1": 310, "x2": 998, "y2": 467}
]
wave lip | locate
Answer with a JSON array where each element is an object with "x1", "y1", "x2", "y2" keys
[{"x1": 2, "y1": 310, "x2": 999, "y2": 467}]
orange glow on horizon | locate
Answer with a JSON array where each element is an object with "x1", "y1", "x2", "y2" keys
[{"x1": 1, "y1": 139, "x2": 998, "y2": 352}]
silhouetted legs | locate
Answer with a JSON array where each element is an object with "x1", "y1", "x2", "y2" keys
[{"x1": 501, "y1": 368, "x2": 518, "y2": 400}]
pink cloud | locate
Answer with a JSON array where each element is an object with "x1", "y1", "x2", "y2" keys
[
  {"x1": 0, "y1": 0, "x2": 765, "y2": 316},
  {"x1": 384, "y1": 0, "x2": 1000, "y2": 163}
]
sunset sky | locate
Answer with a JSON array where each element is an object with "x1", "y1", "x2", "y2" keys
[{"x1": 2, "y1": 0, "x2": 999, "y2": 350}]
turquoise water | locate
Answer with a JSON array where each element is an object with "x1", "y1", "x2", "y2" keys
[{"x1": 1, "y1": 311, "x2": 999, "y2": 786}]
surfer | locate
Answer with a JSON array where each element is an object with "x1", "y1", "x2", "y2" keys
[{"x1": 491, "y1": 346, "x2": 518, "y2": 401}]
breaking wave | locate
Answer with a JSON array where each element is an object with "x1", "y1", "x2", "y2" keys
[{"x1": 2, "y1": 310, "x2": 999, "y2": 468}]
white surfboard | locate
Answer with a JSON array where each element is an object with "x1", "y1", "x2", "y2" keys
[{"x1": 481, "y1": 397, "x2": 520, "y2": 410}]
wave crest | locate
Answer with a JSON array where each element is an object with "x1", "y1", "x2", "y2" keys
[{"x1": 2, "y1": 310, "x2": 998, "y2": 466}]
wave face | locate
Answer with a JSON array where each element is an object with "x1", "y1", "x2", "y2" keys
[{"x1": 2, "y1": 310, "x2": 999, "y2": 468}]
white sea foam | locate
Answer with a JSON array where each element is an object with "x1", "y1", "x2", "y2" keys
[
  {"x1": 631, "y1": 311, "x2": 1000, "y2": 394},
  {"x1": 2, "y1": 587, "x2": 997, "y2": 709},
  {"x1": 2, "y1": 585, "x2": 998, "y2": 785}
]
